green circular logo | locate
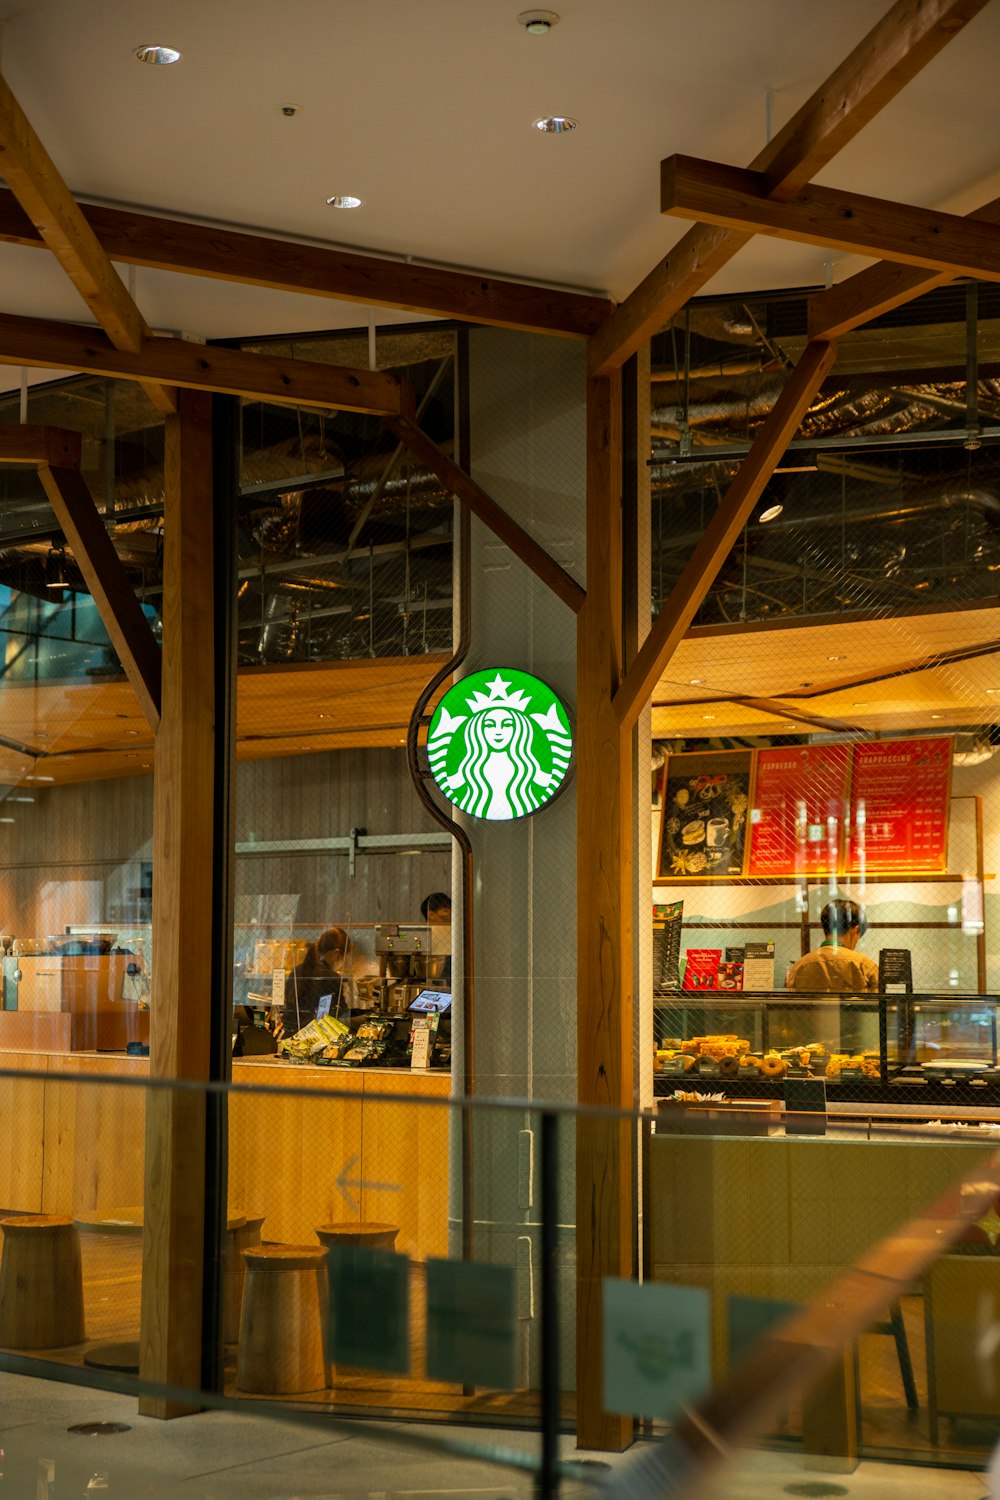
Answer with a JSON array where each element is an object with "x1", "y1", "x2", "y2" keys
[{"x1": 427, "y1": 668, "x2": 573, "y2": 821}]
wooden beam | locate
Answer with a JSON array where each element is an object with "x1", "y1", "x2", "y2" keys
[
  {"x1": 661, "y1": 155, "x2": 1000, "y2": 281},
  {"x1": 0, "y1": 310, "x2": 404, "y2": 415},
  {"x1": 0, "y1": 71, "x2": 143, "y2": 352},
  {"x1": 809, "y1": 196, "x2": 1000, "y2": 339},
  {"x1": 0, "y1": 69, "x2": 176, "y2": 416},
  {"x1": 36, "y1": 464, "x2": 161, "y2": 731},
  {"x1": 0, "y1": 423, "x2": 80, "y2": 467},
  {"x1": 0, "y1": 187, "x2": 611, "y2": 342},
  {"x1": 588, "y1": 0, "x2": 990, "y2": 376},
  {"x1": 384, "y1": 413, "x2": 586, "y2": 613},
  {"x1": 139, "y1": 389, "x2": 215, "y2": 1418},
  {"x1": 613, "y1": 339, "x2": 838, "y2": 733},
  {"x1": 576, "y1": 370, "x2": 634, "y2": 1452}
]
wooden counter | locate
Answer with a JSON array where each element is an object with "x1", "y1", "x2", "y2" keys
[{"x1": 0, "y1": 1052, "x2": 451, "y2": 1261}]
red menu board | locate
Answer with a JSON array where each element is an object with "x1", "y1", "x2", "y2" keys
[
  {"x1": 848, "y1": 737, "x2": 952, "y2": 873},
  {"x1": 748, "y1": 743, "x2": 851, "y2": 877}
]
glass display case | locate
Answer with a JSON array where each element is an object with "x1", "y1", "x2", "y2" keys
[{"x1": 653, "y1": 992, "x2": 1000, "y2": 1099}]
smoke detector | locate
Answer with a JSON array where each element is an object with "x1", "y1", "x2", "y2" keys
[{"x1": 519, "y1": 10, "x2": 560, "y2": 33}]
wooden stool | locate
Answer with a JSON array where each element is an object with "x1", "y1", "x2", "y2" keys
[
  {"x1": 315, "y1": 1222, "x2": 400, "y2": 1253},
  {"x1": 0, "y1": 1215, "x2": 85, "y2": 1348},
  {"x1": 236, "y1": 1245, "x2": 328, "y2": 1395},
  {"x1": 224, "y1": 1214, "x2": 264, "y2": 1344}
]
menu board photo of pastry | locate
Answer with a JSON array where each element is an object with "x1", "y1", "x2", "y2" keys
[{"x1": 657, "y1": 750, "x2": 752, "y2": 878}]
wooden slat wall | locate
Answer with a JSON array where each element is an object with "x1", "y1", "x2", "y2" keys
[{"x1": 0, "y1": 747, "x2": 449, "y2": 937}]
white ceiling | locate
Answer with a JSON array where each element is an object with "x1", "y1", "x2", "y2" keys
[{"x1": 0, "y1": 0, "x2": 999, "y2": 364}]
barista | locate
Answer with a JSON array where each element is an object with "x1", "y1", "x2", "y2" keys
[
  {"x1": 785, "y1": 899, "x2": 879, "y2": 994},
  {"x1": 421, "y1": 892, "x2": 452, "y2": 987},
  {"x1": 273, "y1": 926, "x2": 351, "y2": 1039}
]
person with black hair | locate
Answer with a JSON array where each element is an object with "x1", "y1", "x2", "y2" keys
[
  {"x1": 420, "y1": 892, "x2": 452, "y2": 925},
  {"x1": 785, "y1": 899, "x2": 879, "y2": 993},
  {"x1": 273, "y1": 926, "x2": 351, "y2": 1038}
]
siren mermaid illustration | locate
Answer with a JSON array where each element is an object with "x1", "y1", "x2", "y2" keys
[{"x1": 428, "y1": 671, "x2": 572, "y2": 821}]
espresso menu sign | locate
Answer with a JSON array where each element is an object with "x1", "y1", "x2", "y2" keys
[
  {"x1": 848, "y1": 736, "x2": 952, "y2": 873},
  {"x1": 748, "y1": 743, "x2": 850, "y2": 878}
]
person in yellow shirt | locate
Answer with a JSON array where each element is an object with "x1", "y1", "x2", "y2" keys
[{"x1": 785, "y1": 899, "x2": 879, "y2": 993}]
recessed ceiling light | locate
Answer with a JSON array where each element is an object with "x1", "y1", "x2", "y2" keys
[
  {"x1": 852, "y1": 701, "x2": 870, "y2": 708},
  {"x1": 988, "y1": 688, "x2": 1000, "y2": 693},
  {"x1": 135, "y1": 44, "x2": 182, "y2": 65},
  {"x1": 533, "y1": 116, "x2": 577, "y2": 133},
  {"x1": 827, "y1": 655, "x2": 845, "y2": 662},
  {"x1": 702, "y1": 714, "x2": 716, "y2": 721},
  {"x1": 326, "y1": 194, "x2": 363, "y2": 209},
  {"x1": 931, "y1": 713, "x2": 942, "y2": 719},
  {"x1": 759, "y1": 502, "x2": 783, "y2": 523},
  {"x1": 688, "y1": 677, "x2": 705, "y2": 685}
]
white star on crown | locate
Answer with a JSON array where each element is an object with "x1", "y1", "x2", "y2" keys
[{"x1": 466, "y1": 672, "x2": 532, "y2": 713}]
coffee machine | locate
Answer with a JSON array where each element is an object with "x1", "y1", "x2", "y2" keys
[{"x1": 373, "y1": 924, "x2": 451, "y2": 1016}]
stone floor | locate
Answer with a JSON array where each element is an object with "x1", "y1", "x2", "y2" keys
[{"x1": 0, "y1": 1370, "x2": 992, "y2": 1500}]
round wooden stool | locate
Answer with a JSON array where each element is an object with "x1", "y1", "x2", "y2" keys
[
  {"x1": 0, "y1": 1215, "x2": 85, "y2": 1348},
  {"x1": 224, "y1": 1214, "x2": 264, "y2": 1344},
  {"x1": 236, "y1": 1245, "x2": 328, "y2": 1395},
  {"x1": 315, "y1": 1222, "x2": 400, "y2": 1253}
]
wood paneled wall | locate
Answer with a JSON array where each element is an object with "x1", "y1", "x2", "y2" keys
[{"x1": 0, "y1": 746, "x2": 450, "y2": 938}]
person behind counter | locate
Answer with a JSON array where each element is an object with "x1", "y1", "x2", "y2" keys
[
  {"x1": 785, "y1": 899, "x2": 879, "y2": 993},
  {"x1": 421, "y1": 892, "x2": 452, "y2": 987},
  {"x1": 274, "y1": 926, "x2": 351, "y2": 1039}
]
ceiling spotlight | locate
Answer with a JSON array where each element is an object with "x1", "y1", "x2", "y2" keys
[
  {"x1": 326, "y1": 194, "x2": 363, "y2": 209},
  {"x1": 702, "y1": 714, "x2": 716, "y2": 721},
  {"x1": 758, "y1": 502, "x2": 783, "y2": 523},
  {"x1": 135, "y1": 44, "x2": 182, "y2": 65},
  {"x1": 827, "y1": 655, "x2": 845, "y2": 662},
  {"x1": 533, "y1": 116, "x2": 577, "y2": 133},
  {"x1": 688, "y1": 677, "x2": 705, "y2": 685},
  {"x1": 519, "y1": 9, "x2": 560, "y2": 33}
]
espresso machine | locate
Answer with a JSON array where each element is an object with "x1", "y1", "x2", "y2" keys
[{"x1": 370, "y1": 924, "x2": 451, "y2": 1016}]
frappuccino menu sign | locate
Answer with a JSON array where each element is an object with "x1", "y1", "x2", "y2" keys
[{"x1": 427, "y1": 669, "x2": 573, "y2": 821}]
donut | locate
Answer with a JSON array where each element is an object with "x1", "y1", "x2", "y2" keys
[
  {"x1": 759, "y1": 1053, "x2": 787, "y2": 1078},
  {"x1": 717, "y1": 1053, "x2": 740, "y2": 1079}
]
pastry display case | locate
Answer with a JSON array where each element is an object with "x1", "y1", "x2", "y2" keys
[{"x1": 652, "y1": 992, "x2": 1000, "y2": 1102}]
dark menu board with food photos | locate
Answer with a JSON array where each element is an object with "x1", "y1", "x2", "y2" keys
[
  {"x1": 848, "y1": 736, "x2": 952, "y2": 872},
  {"x1": 658, "y1": 751, "x2": 751, "y2": 878},
  {"x1": 748, "y1": 743, "x2": 851, "y2": 877}
]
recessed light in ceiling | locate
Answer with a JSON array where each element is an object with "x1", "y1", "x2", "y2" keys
[
  {"x1": 533, "y1": 116, "x2": 577, "y2": 133},
  {"x1": 135, "y1": 44, "x2": 182, "y2": 65},
  {"x1": 827, "y1": 655, "x2": 845, "y2": 661},
  {"x1": 759, "y1": 502, "x2": 783, "y2": 523},
  {"x1": 852, "y1": 701, "x2": 870, "y2": 708},
  {"x1": 688, "y1": 677, "x2": 705, "y2": 685},
  {"x1": 519, "y1": 9, "x2": 560, "y2": 33},
  {"x1": 702, "y1": 714, "x2": 716, "y2": 721},
  {"x1": 326, "y1": 195, "x2": 363, "y2": 209}
]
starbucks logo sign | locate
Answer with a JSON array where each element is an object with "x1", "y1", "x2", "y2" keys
[{"x1": 427, "y1": 668, "x2": 573, "y2": 822}]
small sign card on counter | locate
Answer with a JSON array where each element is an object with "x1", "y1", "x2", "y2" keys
[
  {"x1": 742, "y1": 941, "x2": 775, "y2": 992},
  {"x1": 409, "y1": 1013, "x2": 438, "y2": 1069},
  {"x1": 270, "y1": 967, "x2": 286, "y2": 1007}
]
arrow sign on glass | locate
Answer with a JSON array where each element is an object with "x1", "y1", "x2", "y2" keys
[{"x1": 336, "y1": 1152, "x2": 402, "y2": 1215}]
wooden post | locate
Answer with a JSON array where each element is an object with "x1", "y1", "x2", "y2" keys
[
  {"x1": 576, "y1": 371, "x2": 634, "y2": 1451},
  {"x1": 138, "y1": 388, "x2": 215, "y2": 1418}
]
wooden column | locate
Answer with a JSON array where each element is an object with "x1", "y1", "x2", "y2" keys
[
  {"x1": 576, "y1": 371, "x2": 634, "y2": 1451},
  {"x1": 139, "y1": 388, "x2": 215, "y2": 1418}
]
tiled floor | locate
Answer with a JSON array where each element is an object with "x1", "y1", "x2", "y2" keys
[{"x1": 0, "y1": 1370, "x2": 992, "y2": 1500}]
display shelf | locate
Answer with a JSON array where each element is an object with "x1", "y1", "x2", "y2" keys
[{"x1": 653, "y1": 989, "x2": 1000, "y2": 1100}]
